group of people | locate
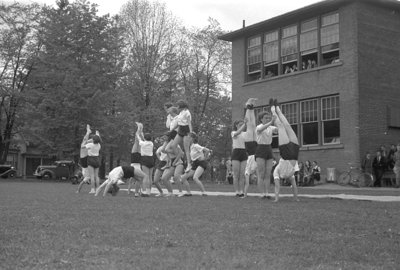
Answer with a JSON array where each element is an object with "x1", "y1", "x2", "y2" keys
[
  {"x1": 362, "y1": 143, "x2": 400, "y2": 188},
  {"x1": 230, "y1": 98, "x2": 300, "y2": 202},
  {"x1": 77, "y1": 100, "x2": 211, "y2": 197}
]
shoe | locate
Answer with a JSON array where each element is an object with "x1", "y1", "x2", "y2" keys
[
  {"x1": 165, "y1": 193, "x2": 174, "y2": 197},
  {"x1": 140, "y1": 193, "x2": 150, "y2": 197},
  {"x1": 184, "y1": 193, "x2": 193, "y2": 197},
  {"x1": 89, "y1": 189, "x2": 95, "y2": 194},
  {"x1": 273, "y1": 99, "x2": 279, "y2": 107},
  {"x1": 155, "y1": 193, "x2": 163, "y2": 197},
  {"x1": 201, "y1": 193, "x2": 208, "y2": 196},
  {"x1": 238, "y1": 193, "x2": 244, "y2": 198},
  {"x1": 134, "y1": 193, "x2": 140, "y2": 197},
  {"x1": 235, "y1": 193, "x2": 240, "y2": 197}
]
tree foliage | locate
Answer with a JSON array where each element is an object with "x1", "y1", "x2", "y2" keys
[{"x1": 0, "y1": 2, "x2": 42, "y2": 163}]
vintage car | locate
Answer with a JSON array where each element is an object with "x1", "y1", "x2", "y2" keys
[
  {"x1": 0, "y1": 164, "x2": 17, "y2": 178},
  {"x1": 34, "y1": 160, "x2": 82, "y2": 182}
]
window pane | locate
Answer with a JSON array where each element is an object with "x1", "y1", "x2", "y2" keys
[
  {"x1": 301, "y1": 19, "x2": 317, "y2": 32},
  {"x1": 281, "y1": 103, "x2": 298, "y2": 124},
  {"x1": 321, "y1": 96, "x2": 339, "y2": 120},
  {"x1": 263, "y1": 41, "x2": 279, "y2": 63},
  {"x1": 302, "y1": 122, "x2": 319, "y2": 145},
  {"x1": 281, "y1": 36, "x2": 297, "y2": 56},
  {"x1": 282, "y1": 25, "x2": 297, "y2": 38},
  {"x1": 247, "y1": 47, "x2": 261, "y2": 64},
  {"x1": 300, "y1": 30, "x2": 318, "y2": 52},
  {"x1": 321, "y1": 24, "x2": 339, "y2": 46},
  {"x1": 265, "y1": 31, "x2": 278, "y2": 43},
  {"x1": 323, "y1": 120, "x2": 340, "y2": 144},
  {"x1": 248, "y1": 36, "x2": 261, "y2": 48},
  {"x1": 322, "y1": 13, "x2": 339, "y2": 26},
  {"x1": 301, "y1": 100, "x2": 318, "y2": 123}
]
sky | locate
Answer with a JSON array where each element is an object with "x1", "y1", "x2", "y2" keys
[{"x1": 15, "y1": 0, "x2": 325, "y2": 31}]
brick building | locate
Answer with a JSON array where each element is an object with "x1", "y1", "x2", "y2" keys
[{"x1": 220, "y1": 0, "x2": 400, "y2": 178}]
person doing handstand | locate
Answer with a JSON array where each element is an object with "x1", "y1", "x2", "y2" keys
[{"x1": 270, "y1": 99, "x2": 299, "y2": 202}]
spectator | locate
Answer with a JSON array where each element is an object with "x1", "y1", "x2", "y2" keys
[
  {"x1": 311, "y1": 60, "x2": 317, "y2": 68},
  {"x1": 303, "y1": 160, "x2": 313, "y2": 186},
  {"x1": 393, "y1": 143, "x2": 400, "y2": 188},
  {"x1": 361, "y1": 151, "x2": 373, "y2": 175},
  {"x1": 307, "y1": 60, "x2": 312, "y2": 69},
  {"x1": 388, "y1": 144, "x2": 397, "y2": 170},
  {"x1": 291, "y1": 64, "x2": 298, "y2": 73},
  {"x1": 373, "y1": 150, "x2": 386, "y2": 187},
  {"x1": 284, "y1": 66, "x2": 291, "y2": 74},
  {"x1": 301, "y1": 61, "x2": 306, "y2": 70},
  {"x1": 311, "y1": 161, "x2": 321, "y2": 183},
  {"x1": 266, "y1": 70, "x2": 274, "y2": 78},
  {"x1": 296, "y1": 161, "x2": 305, "y2": 186}
]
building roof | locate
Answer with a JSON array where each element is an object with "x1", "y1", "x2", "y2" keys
[{"x1": 219, "y1": 0, "x2": 400, "y2": 41}]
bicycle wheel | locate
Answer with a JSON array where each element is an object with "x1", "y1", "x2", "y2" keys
[{"x1": 337, "y1": 172, "x2": 350, "y2": 185}]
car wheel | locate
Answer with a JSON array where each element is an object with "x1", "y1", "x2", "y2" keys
[
  {"x1": 8, "y1": 172, "x2": 15, "y2": 178},
  {"x1": 43, "y1": 172, "x2": 52, "y2": 180}
]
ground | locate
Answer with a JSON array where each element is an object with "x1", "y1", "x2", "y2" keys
[{"x1": 0, "y1": 179, "x2": 399, "y2": 270}]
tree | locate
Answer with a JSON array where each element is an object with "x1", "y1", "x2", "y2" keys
[
  {"x1": 24, "y1": 0, "x2": 123, "y2": 160},
  {"x1": 119, "y1": 0, "x2": 180, "y2": 136},
  {"x1": 176, "y1": 18, "x2": 232, "y2": 157},
  {"x1": 0, "y1": 2, "x2": 42, "y2": 163}
]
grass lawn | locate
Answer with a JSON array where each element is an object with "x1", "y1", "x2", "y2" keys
[{"x1": 1, "y1": 179, "x2": 400, "y2": 270}]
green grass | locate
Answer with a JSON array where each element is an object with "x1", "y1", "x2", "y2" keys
[{"x1": 1, "y1": 180, "x2": 400, "y2": 270}]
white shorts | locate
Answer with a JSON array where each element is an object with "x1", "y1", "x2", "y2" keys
[
  {"x1": 273, "y1": 159, "x2": 297, "y2": 180},
  {"x1": 245, "y1": 155, "x2": 257, "y2": 176}
]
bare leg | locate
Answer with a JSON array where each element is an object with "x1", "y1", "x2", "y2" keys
[
  {"x1": 88, "y1": 166, "x2": 96, "y2": 193},
  {"x1": 271, "y1": 106, "x2": 291, "y2": 145},
  {"x1": 173, "y1": 164, "x2": 184, "y2": 194},
  {"x1": 244, "y1": 174, "x2": 250, "y2": 197},
  {"x1": 193, "y1": 166, "x2": 206, "y2": 194},
  {"x1": 94, "y1": 168, "x2": 100, "y2": 189},
  {"x1": 95, "y1": 178, "x2": 110, "y2": 196},
  {"x1": 76, "y1": 177, "x2": 90, "y2": 193},
  {"x1": 290, "y1": 176, "x2": 299, "y2": 201},
  {"x1": 256, "y1": 158, "x2": 267, "y2": 196},
  {"x1": 274, "y1": 105, "x2": 299, "y2": 144},
  {"x1": 141, "y1": 166, "x2": 151, "y2": 195},
  {"x1": 244, "y1": 99, "x2": 257, "y2": 141},
  {"x1": 183, "y1": 135, "x2": 191, "y2": 170},
  {"x1": 238, "y1": 161, "x2": 246, "y2": 194},
  {"x1": 180, "y1": 170, "x2": 194, "y2": 194},
  {"x1": 232, "y1": 160, "x2": 241, "y2": 194}
]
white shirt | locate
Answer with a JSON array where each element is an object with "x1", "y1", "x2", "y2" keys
[
  {"x1": 256, "y1": 125, "x2": 277, "y2": 145},
  {"x1": 85, "y1": 142, "x2": 101, "y2": 156},
  {"x1": 231, "y1": 131, "x2": 246, "y2": 149},
  {"x1": 177, "y1": 109, "x2": 191, "y2": 126},
  {"x1": 139, "y1": 140, "x2": 153, "y2": 157},
  {"x1": 169, "y1": 115, "x2": 178, "y2": 131},
  {"x1": 190, "y1": 143, "x2": 205, "y2": 161},
  {"x1": 156, "y1": 146, "x2": 168, "y2": 161}
]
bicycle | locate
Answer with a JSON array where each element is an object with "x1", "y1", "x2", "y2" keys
[{"x1": 337, "y1": 163, "x2": 374, "y2": 187}]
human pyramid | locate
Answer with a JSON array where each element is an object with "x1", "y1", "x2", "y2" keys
[{"x1": 76, "y1": 98, "x2": 299, "y2": 202}]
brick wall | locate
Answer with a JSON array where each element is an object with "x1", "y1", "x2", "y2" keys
[{"x1": 357, "y1": 2, "x2": 400, "y2": 158}]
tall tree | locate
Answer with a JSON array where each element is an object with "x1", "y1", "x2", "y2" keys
[
  {"x1": 119, "y1": 0, "x2": 180, "y2": 136},
  {"x1": 25, "y1": 0, "x2": 122, "y2": 159},
  {"x1": 177, "y1": 18, "x2": 232, "y2": 156},
  {"x1": 0, "y1": 2, "x2": 42, "y2": 163}
]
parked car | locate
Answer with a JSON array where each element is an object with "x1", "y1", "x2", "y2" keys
[
  {"x1": 0, "y1": 164, "x2": 17, "y2": 178},
  {"x1": 34, "y1": 160, "x2": 82, "y2": 182}
]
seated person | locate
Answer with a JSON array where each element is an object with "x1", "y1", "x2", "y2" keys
[{"x1": 311, "y1": 161, "x2": 321, "y2": 183}]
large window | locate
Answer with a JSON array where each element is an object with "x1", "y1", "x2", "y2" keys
[
  {"x1": 322, "y1": 96, "x2": 340, "y2": 144},
  {"x1": 281, "y1": 25, "x2": 298, "y2": 74},
  {"x1": 300, "y1": 18, "x2": 318, "y2": 70},
  {"x1": 321, "y1": 13, "x2": 339, "y2": 65},
  {"x1": 301, "y1": 99, "x2": 319, "y2": 146},
  {"x1": 247, "y1": 36, "x2": 262, "y2": 81},
  {"x1": 263, "y1": 31, "x2": 279, "y2": 77}
]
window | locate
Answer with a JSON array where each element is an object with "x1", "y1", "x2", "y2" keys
[
  {"x1": 301, "y1": 99, "x2": 319, "y2": 146},
  {"x1": 263, "y1": 31, "x2": 279, "y2": 77},
  {"x1": 300, "y1": 18, "x2": 318, "y2": 70},
  {"x1": 281, "y1": 25, "x2": 298, "y2": 74},
  {"x1": 247, "y1": 36, "x2": 262, "y2": 81},
  {"x1": 321, "y1": 13, "x2": 339, "y2": 65},
  {"x1": 321, "y1": 96, "x2": 340, "y2": 144},
  {"x1": 388, "y1": 106, "x2": 400, "y2": 128}
]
